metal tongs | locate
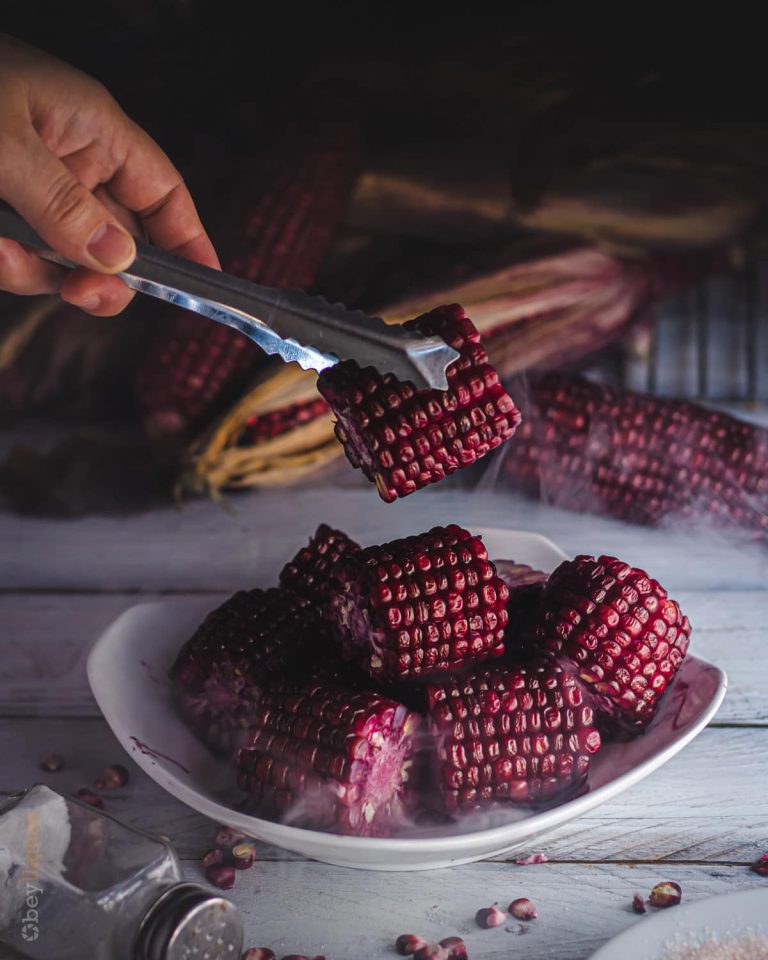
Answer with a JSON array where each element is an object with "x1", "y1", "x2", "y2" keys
[{"x1": 0, "y1": 207, "x2": 459, "y2": 391}]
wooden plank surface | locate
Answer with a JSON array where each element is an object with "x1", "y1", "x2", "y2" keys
[
  {"x1": 1, "y1": 718, "x2": 765, "y2": 866},
  {"x1": 2, "y1": 590, "x2": 765, "y2": 723},
  {"x1": 178, "y1": 861, "x2": 768, "y2": 960},
  {"x1": 2, "y1": 487, "x2": 766, "y2": 591}
]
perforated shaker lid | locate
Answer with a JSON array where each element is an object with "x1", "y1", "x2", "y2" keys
[{"x1": 135, "y1": 883, "x2": 244, "y2": 960}]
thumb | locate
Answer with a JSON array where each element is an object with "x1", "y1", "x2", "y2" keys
[{"x1": 1, "y1": 131, "x2": 136, "y2": 273}]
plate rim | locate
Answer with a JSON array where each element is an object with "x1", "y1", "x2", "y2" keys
[
  {"x1": 587, "y1": 887, "x2": 768, "y2": 959},
  {"x1": 88, "y1": 617, "x2": 727, "y2": 854},
  {"x1": 473, "y1": 526, "x2": 569, "y2": 562},
  {"x1": 86, "y1": 527, "x2": 727, "y2": 861}
]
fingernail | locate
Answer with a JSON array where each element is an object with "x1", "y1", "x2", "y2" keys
[{"x1": 87, "y1": 223, "x2": 135, "y2": 270}]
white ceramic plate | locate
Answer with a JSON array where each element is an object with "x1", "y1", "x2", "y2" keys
[
  {"x1": 87, "y1": 528, "x2": 727, "y2": 872},
  {"x1": 589, "y1": 888, "x2": 768, "y2": 959}
]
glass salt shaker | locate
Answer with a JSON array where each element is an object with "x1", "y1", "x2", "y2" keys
[{"x1": 0, "y1": 784, "x2": 243, "y2": 960}]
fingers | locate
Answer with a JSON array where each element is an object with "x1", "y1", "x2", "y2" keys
[
  {"x1": 0, "y1": 237, "x2": 62, "y2": 295},
  {"x1": 60, "y1": 268, "x2": 136, "y2": 317},
  {"x1": 49, "y1": 126, "x2": 220, "y2": 316},
  {"x1": 109, "y1": 121, "x2": 220, "y2": 270},
  {"x1": 91, "y1": 182, "x2": 145, "y2": 239},
  {"x1": 0, "y1": 34, "x2": 216, "y2": 322},
  {"x1": 0, "y1": 128, "x2": 136, "y2": 274},
  {"x1": 55, "y1": 184, "x2": 138, "y2": 315},
  {"x1": 0, "y1": 235, "x2": 133, "y2": 314},
  {"x1": 0, "y1": 86, "x2": 217, "y2": 319}
]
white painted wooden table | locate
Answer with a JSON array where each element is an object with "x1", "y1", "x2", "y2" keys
[{"x1": 2, "y1": 478, "x2": 767, "y2": 959}]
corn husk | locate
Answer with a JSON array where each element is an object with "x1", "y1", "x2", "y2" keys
[
  {"x1": 347, "y1": 145, "x2": 517, "y2": 242},
  {"x1": 379, "y1": 242, "x2": 667, "y2": 378},
  {"x1": 512, "y1": 123, "x2": 768, "y2": 254},
  {"x1": 346, "y1": 124, "x2": 768, "y2": 255},
  {"x1": 181, "y1": 365, "x2": 340, "y2": 496}
]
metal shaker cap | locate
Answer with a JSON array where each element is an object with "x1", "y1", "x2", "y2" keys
[{"x1": 135, "y1": 882, "x2": 244, "y2": 960}]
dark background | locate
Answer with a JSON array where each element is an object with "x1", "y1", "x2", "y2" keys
[{"x1": 5, "y1": 4, "x2": 766, "y2": 225}]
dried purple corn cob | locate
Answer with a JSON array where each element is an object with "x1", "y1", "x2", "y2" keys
[
  {"x1": 317, "y1": 304, "x2": 521, "y2": 502},
  {"x1": 509, "y1": 555, "x2": 691, "y2": 732},
  {"x1": 170, "y1": 588, "x2": 327, "y2": 752},
  {"x1": 426, "y1": 663, "x2": 601, "y2": 812},
  {"x1": 136, "y1": 92, "x2": 364, "y2": 437},
  {"x1": 327, "y1": 524, "x2": 510, "y2": 681},
  {"x1": 279, "y1": 523, "x2": 361, "y2": 604},
  {"x1": 503, "y1": 373, "x2": 768, "y2": 540},
  {"x1": 238, "y1": 398, "x2": 331, "y2": 447},
  {"x1": 235, "y1": 677, "x2": 420, "y2": 836}
]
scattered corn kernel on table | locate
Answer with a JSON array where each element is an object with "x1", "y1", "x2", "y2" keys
[{"x1": 1, "y1": 477, "x2": 767, "y2": 959}]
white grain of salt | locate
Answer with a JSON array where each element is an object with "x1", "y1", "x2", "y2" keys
[{"x1": 666, "y1": 935, "x2": 768, "y2": 959}]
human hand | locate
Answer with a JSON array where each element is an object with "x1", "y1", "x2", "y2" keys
[{"x1": 0, "y1": 33, "x2": 219, "y2": 316}]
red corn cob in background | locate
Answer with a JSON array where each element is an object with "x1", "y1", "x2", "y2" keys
[
  {"x1": 426, "y1": 663, "x2": 601, "y2": 813},
  {"x1": 135, "y1": 86, "x2": 364, "y2": 438},
  {"x1": 507, "y1": 555, "x2": 691, "y2": 732},
  {"x1": 170, "y1": 587, "x2": 329, "y2": 753},
  {"x1": 238, "y1": 397, "x2": 331, "y2": 447},
  {"x1": 327, "y1": 524, "x2": 510, "y2": 681},
  {"x1": 279, "y1": 523, "x2": 361, "y2": 604},
  {"x1": 502, "y1": 373, "x2": 768, "y2": 541},
  {"x1": 317, "y1": 304, "x2": 521, "y2": 502},
  {"x1": 235, "y1": 676, "x2": 420, "y2": 836}
]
